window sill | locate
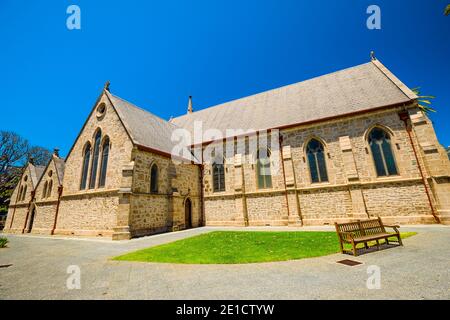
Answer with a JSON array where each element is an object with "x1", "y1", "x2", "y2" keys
[{"x1": 309, "y1": 182, "x2": 330, "y2": 186}]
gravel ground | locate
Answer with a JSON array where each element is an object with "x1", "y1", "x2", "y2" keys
[{"x1": 0, "y1": 225, "x2": 449, "y2": 300}]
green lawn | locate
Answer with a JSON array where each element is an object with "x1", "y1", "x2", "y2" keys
[{"x1": 113, "y1": 231, "x2": 416, "y2": 264}]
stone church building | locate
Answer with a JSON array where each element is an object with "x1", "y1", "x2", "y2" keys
[{"x1": 4, "y1": 58, "x2": 450, "y2": 240}]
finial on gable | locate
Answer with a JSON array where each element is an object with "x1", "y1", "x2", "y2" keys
[
  {"x1": 187, "y1": 95, "x2": 193, "y2": 114},
  {"x1": 370, "y1": 51, "x2": 376, "y2": 61},
  {"x1": 104, "y1": 80, "x2": 111, "y2": 92},
  {"x1": 53, "y1": 148, "x2": 60, "y2": 157}
]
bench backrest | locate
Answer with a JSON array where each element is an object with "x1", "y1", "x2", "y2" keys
[
  {"x1": 335, "y1": 217, "x2": 386, "y2": 238},
  {"x1": 335, "y1": 221, "x2": 364, "y2": 238},
  {"x1": 360, "y1": 218, "x2": 386, "y2": 235}
]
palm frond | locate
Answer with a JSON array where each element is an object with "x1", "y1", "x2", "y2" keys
[{"x1": 411, "y1": 86, "x2": 436, "y2": 114}]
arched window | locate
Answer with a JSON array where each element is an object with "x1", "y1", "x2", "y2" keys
[
  {"x1": 306, "y1": 139, "x2": 328, "y2": 183},
  {"x1": 368, "y1": 127, "x2": 398, "y2": 176},
  {"x1": 150, "y1": 164, "x2": 158, "y2": 193},
  {"x1": 47, "y1": 180, "x2": 53, "y2": 198},
  {"x1": 18, "y1": 186, "x2": 23, "y2": 202},
  {"x1": 43, "y1": 181, "x2": 48, "y2": 199},
  {"x1": 80, "y1": 143, "x2": 91, "y2": 190},
  {"x1": 99, "y1": 137, "x2": 110, "y2": 188},
  {"x1": 257, "y1": 148, "x2": 272, "y2": 189},
  {"x1": 212, "y1": 157, "x2": 225, "y2": 192},
  {"x1": 22, "y1": 185, "x2": 27, "y2": 201},
  {"x1": 89, "y1": 130, "x2": 102, "y2": 189}
]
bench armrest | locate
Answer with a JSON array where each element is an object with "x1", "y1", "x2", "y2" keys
[
  {"x1": 384, "y1": 224, "x2": 400, "y2": 233},
  {"x1": 384, "y1": 224, "x2": 400, "y2": 228}
]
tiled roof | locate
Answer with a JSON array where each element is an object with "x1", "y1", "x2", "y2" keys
[
  {"x1": 30, "y1": 164, "x2": 46, "y2": 188},
  {"x1": 105, "y1": 92, "x2": 198, "y2": 162},
  {"x1": 53, "y1": 157, "x2": 65, "y2": 185},
  {"x1": 170, "y1": 60, "x2": 416, "y2": 140}
]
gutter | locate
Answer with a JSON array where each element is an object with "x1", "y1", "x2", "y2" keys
[{"x1": 398, "y1": 110, "x2": 440, "y2": 223}]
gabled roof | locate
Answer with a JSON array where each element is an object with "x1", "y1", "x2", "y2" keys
[
  {"x1": 34, "y1": 155, "x2": 66, "y2": 189},
  {"x1": 105, "y1": 91, "x2": 198, "y2": 162},
  {"x1": 170, "y1": 59, "x2": 417, "y2": 140},
  {"x1": 53, "y1": 157, "x2": 65, "y2": 185},
  {"x1": 29, "y1": 164, "x2": 46, "y2": 188}
]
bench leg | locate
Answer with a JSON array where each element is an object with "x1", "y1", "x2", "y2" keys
[
  {"x1": 364, "y1": 242, "x2": 369, "y2": 249},
  {"x1": 376, "y1": 240, "x2": 380, "y2": 250},
  {"x1": 352, "y1": 242, "x2": 358, "y2": 256},
  {"x1": 385, "y1": 238, "x2": 390, "y2": 245},
  {"x1": 338, "y1": 239, "x2": 344, "y2": 254},
  {"x1": 397, "y1": 234, "x2": 403, "y2": 246}
]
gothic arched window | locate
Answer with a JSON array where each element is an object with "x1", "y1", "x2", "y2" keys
[
  {"x1": 99, "y1": 137, "x2": 110, "y2": 188},
  {"x1": 22, "y1": 185, "x2": 27, "y2": 201},
  {"x1": 43, "y1": 181, "x2": 48, "y2": 199},
  {"x1": 47, "y1": 180, "x2": 53, "y2": 198},
  {"x1": 150, "y1": 164, "x2": 158, "y2": 193},
  {"x1": 257, "y1": 148, "x2": 272, "y2": 189},
  {"x1": 212, "y1": 157, "x2": 225, "y2": 192},
  {"x1": 18, "y1": 186, "x2": 23, "y2": 202},
  {"x1": 368, "y1": 127, "x2": 398, "y2": 176},
  {"x1": 89, "y1": 130, "x2": 102, "y2": 189},
  {"x1": 306, "y1": 139, "x2": 328, "y2": 183},
  {"x1": 80, "y1": 143, "x2": 91, "y2": 190}
]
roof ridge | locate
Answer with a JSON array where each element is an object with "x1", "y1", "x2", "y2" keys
[
  {"x1": 107, "y1": 92, "x2": 181, "y2": 129},
  {"x1": 172, "y1": 61, "x2": 373, "y2": 120},
  {"x1": 370, "y1": 59, "x2": 417, "y2": 100}
]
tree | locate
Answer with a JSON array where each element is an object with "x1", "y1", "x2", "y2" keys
[
  {"x1": 445, "y1": 4, "x2": 450, "y2": 16},
  {"x1": 0, "y1": 131, "x2": 52, "y2": 215},
  {"x1": 411, "y1": 87, "x2": 436, "y2": 114},
  {"x1": 28, "y1": 146, "x2": 52, "y2": 166}
]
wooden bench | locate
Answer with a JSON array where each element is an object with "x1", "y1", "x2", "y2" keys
[{"x1": 335, "y1": 217, "x2": 402, "y2": 256}]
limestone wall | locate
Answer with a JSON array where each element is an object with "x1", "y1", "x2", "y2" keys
[
  {"x1": 4, "y1": 165, "x2": 35, "y2": 233},
  {"x1": 63, "y1": 93, "x2": 134, "y2": 194},
  {"x1": 54, "y1": 93, "x2": 134, "y2": 236},
  {"x1": 32, "y1": 158, "x2": 62, "y2": 234},
  {"x1": 31, "y1": 202, "x2": 58, "y2": 234},
  {"x1": 129, "y1": 148, "x2": 202, "y2": 236},
  {"x1": 202, "y1": 107, "x2": 439, "y2": 226},
  {"x1": 55, "y1": 191, "x2": 118, "y2": 236}
]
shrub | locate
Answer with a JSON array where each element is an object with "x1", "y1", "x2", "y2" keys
[{"x1": 0, "y1": 236, "x2": 8, "y2": 248}]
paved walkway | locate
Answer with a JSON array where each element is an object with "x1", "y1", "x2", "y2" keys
[{"x1": 1, "y1": 225, "x2": 449, "y2": 299}]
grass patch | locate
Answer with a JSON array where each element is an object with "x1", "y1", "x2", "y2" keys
[
  {"x1": 113, "y1": 231, "x2": 417, "y2": 264},
  {"x1": 0, "y1": 236, "x2": 8, "y2": 248}
]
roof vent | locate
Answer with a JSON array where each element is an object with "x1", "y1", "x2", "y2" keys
[{"x1": 187, "y1": 96, "x2": 193, "y2": 114}]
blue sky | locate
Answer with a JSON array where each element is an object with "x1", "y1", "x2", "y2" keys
[{"x1": 1, "y1": 0, "x2": 449, "y2": 156}]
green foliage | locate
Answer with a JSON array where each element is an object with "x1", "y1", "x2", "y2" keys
[
  {"x1": 445, "y1": 4, "x2": 450, "y2": 16},
  {"x1": 113, "y1": 231, "x2": 416, "y2": 264},
  {"x1": 0, "y1": 236, "x2": 8, "y2": 248},
  {"x1": 411, "y1": 87, "x2": 436, "y2": 114}
]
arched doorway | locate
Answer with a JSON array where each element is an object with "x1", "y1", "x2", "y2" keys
[
  {"x1": 27, "y1": 207, "x2": 36, "y2": 233},
  {"x1": 184, "y1": 198, "x2": 192, "y2": 229}
]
